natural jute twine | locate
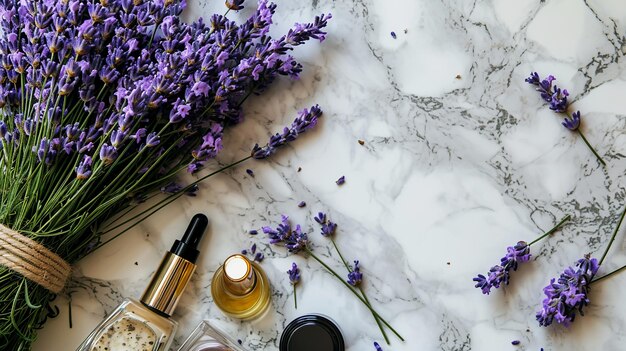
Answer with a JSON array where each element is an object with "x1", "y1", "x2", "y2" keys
[{"x1": 0, "y1": 224, "x2": 70, "y2": 294}]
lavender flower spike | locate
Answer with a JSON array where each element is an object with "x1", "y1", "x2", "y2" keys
[
  {"x1": 473, "y1": 241, "x2": 530, "y2": 295},
  {"x1": 347, "y1": 260, "x2": 363, "y2": 286},
  {"x1": 536, "y1": 255, "x2": 598, "y2": 327},
  {"x1": 473, "y1": 214, "x2": 569, "y2": 295},
  {"x1": 287, "y1": 262, "x2": 301, "y2": 309},
  {"x1": 251, "y1": 105, "x2": 322, "y2": 159},
  {"x1": 288, "y1": 262, "x2": 300, "y2": 285}
]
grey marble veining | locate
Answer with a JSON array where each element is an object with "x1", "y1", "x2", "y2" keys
[{"x1": 34, "y1": 0, "x2": 626, "y2": 350}]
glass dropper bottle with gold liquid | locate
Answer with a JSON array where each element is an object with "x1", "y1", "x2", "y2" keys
[{"x1": 211, "y1": 254, "x2": 271, "y2": 320}]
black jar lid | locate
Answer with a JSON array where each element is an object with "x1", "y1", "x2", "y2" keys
[{"x1": 279, "y1": 314, "x2": 345, "y2": 351}]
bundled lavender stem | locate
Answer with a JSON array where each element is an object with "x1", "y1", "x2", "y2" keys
[{"x1": 0, "y1": 0, "x2": 331, "y2": 347}]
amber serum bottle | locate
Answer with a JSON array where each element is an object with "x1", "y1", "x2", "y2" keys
[
  {"x1": 211, "y1": 254, "x2": 271, "y2": 320},
  {"x1": 75, "y1": 214, "x2": 209, "y2": 351}
]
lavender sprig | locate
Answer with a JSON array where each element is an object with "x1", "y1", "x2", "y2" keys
[
  {"x1": 263, "y1": 214, "x2": 404, "y2": 343},
  {"x1": 473, "y1": 215, "x2": 570, "y2": 294},
  {"x1": 537, "y1": 205, "x2": 625, "y2": 327},
  {"x1": 314, "y1": 211, "x2": 387, "y2": 343},
  {"x1": 525, "y1": 72, "x2": 606, "y2": 166},
  {"x1": 287, "y1": 262, "x2": 300, "y2": 309}
]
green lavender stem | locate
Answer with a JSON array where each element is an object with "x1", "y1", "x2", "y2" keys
[
  {"x1": 305, "y1": 248, "x2": 404, "y2": 342},
  {"x1": 599, "y1": 205, "x2": 626, "y2": 266},
  {"x1": 577, "y1": 129, "x2": 606, "y2": 166},
  {"x1": 591, "y1": 264, "x2": 626, "y2": 285},
  {"x1": 528, "y1": 215, "x2": 571, "y2": 246},
  {"x1": 330, "y1": 238, "x2": 389, "y2": 345},
  {"x1": 293, "y1": 285, "x2": 297, "y2": 309}
]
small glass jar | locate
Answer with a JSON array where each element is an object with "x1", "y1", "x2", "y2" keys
[
  {"x1": 177, "y1": 320, "x2": 248, "y2": 351},
  {"x1": 279, "y1": 314, "x2": 345, "y2": 351}
]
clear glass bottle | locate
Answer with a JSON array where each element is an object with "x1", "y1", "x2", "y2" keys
[
  {"x1": 211, "y1": 254, "x2": 271, "y2": 320},
  {"x1": 177, "y1": 320, "x2": 248, "y2": 351},
  {"x1": 76, "y1": 214, "x2": 209, "y2": 351}
]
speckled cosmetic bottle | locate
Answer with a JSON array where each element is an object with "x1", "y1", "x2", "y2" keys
[{"x1": 75, "y1": 214, "x2": 208, "y2": 351}]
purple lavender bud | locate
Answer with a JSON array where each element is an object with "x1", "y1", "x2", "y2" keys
[
  {"x1": 335, "y1": 176, "x2": 345, "y2": 185},
  {"x1": 145, "y1": 132, "x2": 160, "y2": 147},
  {"x1": 76, "y1": 155, "x2": 92, "y2": 180},
  {"x1": 250, "y1": 243, "x2": 257, "y2": 254},
  {"x1": 562, "y1": 111, "x2": 581, "y2": 131},
  {"x1": 241, "y1": 249, "x2": 248, "y2": 255},
  {"x1": 512, "y1": 340, "x2": 520, "y2": 345},
  {"x1": 99, "y1": 143, "x2": 118, "y2": 165},
  {"x1": 321, "y1": 221, "x2": 337, "y2": 237},
  {"x1": 225, "y1": 0, "x2": 245, "y2": 11},
  {"x1": 374, "y1": 342, "x2": 383, "y2": 351},
  {"x1": 347, "y1": 260, "x2": 363, "y2": 286},
  {"x1": 390, "y1": 31, "x2": 396, "y2": 39},
  {"x1": 249, "y1": 229, "x2": 258, "y2": 235},
  {"x1": 314, "y1": 212, "x2": 326, "y2": 224},
  {"x1": 287, "y1": 262, "x2": 300, "y2": 285},
  {"x1": 254, "y1": 252, "x2": 264, "y2": 262},
  {"x1": 297, "y1": 201, "x2": 306, "y2": 208},
  {"x1": 473, "y1": 241, "x2": 530, "y2": 295},
  {"x1": 246, "y1": 168, "x2": 254, "y2": 177},
  {"x1": 161, "y1": 182, "x2": 182, "y2": 194},
  {"x1": 0, "y1": 121, "x2": 6, "y2": 138},
  {"x1": 536, "y1": 255, "x2": 598, "y2": 327}
]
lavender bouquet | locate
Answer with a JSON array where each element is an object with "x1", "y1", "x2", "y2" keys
[{"x1": 0, "y1": 0, "x2": 330, "y2": 348}]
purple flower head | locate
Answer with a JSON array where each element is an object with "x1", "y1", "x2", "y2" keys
[
  {"x1": 76, "y1": 155, "x2": 92, "y2": 180},
  {"x1": 336, "y1": 175, "x2": 345, "y2": 185},
  {"x1": 473, "y1": 241, "x2": 530, "y2": 295},
  {"x1": 99, "y1": 143, "x2": 118, "y2": 165},
  {"x1": 536, "y1": 255, "x2": 598, "y2": 327},
  {"x1": 145, "y1": 132, "x2": 160, "y2": 147},
  {"x1": 285, "y1": 14, "x2": 332, "y2": 45},
  {"x1": 297, "y1": 201, "x2": 306, "y2": 208},
  {"x1": 347, "y1": 260, "x2": 363, "y2": 286},
  {"x1": 254, "y1": 252, "x2": 264, "y2": 262},
  {"x1": 314, "y1": 212, "x2": 326, "y2": 224},
  {"x1": 264, "y1": 215, "x2": 308, "y2": 253},
  {"x1": 562, "y1": 111, "x2": 581, "y2": 131},
  {"x1": 374, "y1": 342, "x2": 383, "y2": 351},
  {"x1": 549, "y1": 86, "x2": 569, "y2": 113},
  {"x1": 225, "y1": 0, "x2": 245, "y2": 11},
  {"x1": 252, "y1": 105, "x2": 322, "y2": 159},
  {"x1": 287, "y1": 262, "x2": 300, "y2": 285},
  {"x1": 161, "y1": 182, "x2": 182, "y2": 194}
]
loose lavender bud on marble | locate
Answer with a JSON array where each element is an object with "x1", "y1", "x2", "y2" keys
[
  {"x1": 246, "y1": 169, "x2": 255, "y2": 177},
  {"x1": 250, "y1": 243, "x2": 257, "y2": 254},
  {"x1": 473, "y1": 241, "x2": 530, "y2": 295},
  {"x1": 225, "y1": 0, "x2": 245, "y2": 11},
  {"x1": 287, "y1": 262, "x2": 300, "y2": 285},
  {"x1": 374, "y1": 342, "x2": 383, "y2": 351},
  {"x1": 298, "y1": 201, "x2": 306, "y2": 208},
  {"x1": 511, "y1": 340, "x2": 520, "y2": 345},
  {"x1": 390, "y1": 31, "x2": 396, "y2": 39},
  {"x1": 347, "y1": 260, "x2": 363, "y2": 286},
  {"x1": 254, "y1": 252, "x2": 264, "y2": 262},
  {"x1": 536, "y1": 255, "x2": 598, "y2": 327},
  {"x1": 336, "y1": 175, "x2": 345, "y2": 185},
  {"x1": 249, "y1": 229, "x2": 258, "y2": 235}
]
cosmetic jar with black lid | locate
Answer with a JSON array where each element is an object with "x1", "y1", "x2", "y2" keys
[{"x1": 279, "y1": 314, "x2": 345, "y2": 351}]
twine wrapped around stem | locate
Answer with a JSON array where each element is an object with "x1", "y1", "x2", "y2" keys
[{"x1": 0, "y1": 224, "x2": 70, "y2": 294}]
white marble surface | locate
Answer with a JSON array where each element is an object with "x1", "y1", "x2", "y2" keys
[{"x1": 33, "y1": 0, "x2": 626, "y2": 350}]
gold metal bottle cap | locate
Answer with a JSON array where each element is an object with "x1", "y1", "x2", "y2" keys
[
  {"x1": 140, "y1": 252, "x2": 196, "y2": 316},
  {"x1": 223, "y1": 254, "x2": 256, "y2": 295}
]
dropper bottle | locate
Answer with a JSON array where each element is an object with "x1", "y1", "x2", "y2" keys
[{"x1": 76, "y1": 214, "x2": 209, "y2": 351}]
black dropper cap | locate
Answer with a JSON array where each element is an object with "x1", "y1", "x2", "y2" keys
[{"x1": 170, "y1": 214, "x2": 208, "y2": 263}]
